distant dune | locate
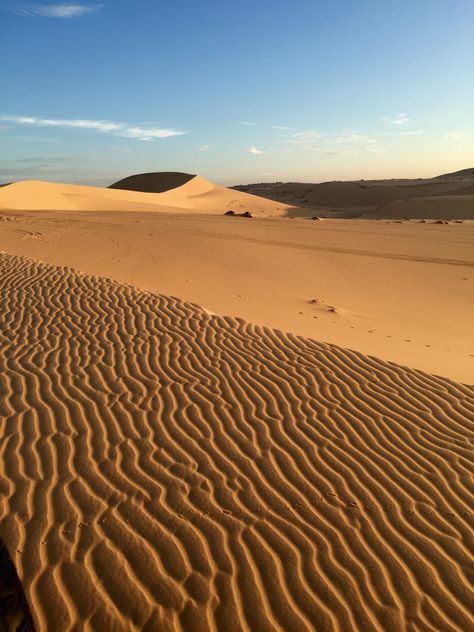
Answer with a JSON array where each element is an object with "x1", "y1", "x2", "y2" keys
[
  {"x1": 1, "y1": 252, "x2": 472, "y2": 632},
  {"x1": 0, "y1": 177, "x2": 294, "y2": 216},
  {"x1": 365, "y1": 196, "x2": 474, "y2": 220},
  {"x1": 2, "y1": 170, "x2": 473, "y2": 219},
  {"x1": 110, "y1": 171, "x2": 197, "y2": 193},
  {"x1": 437, "y1": 167, "x2": 474, "y2": 179},
  {"x1": 234, "y1": 169, "x2": 474, "y2": 219}
]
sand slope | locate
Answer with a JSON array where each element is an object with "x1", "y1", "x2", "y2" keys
[
  {"x1": 369, "y1": 196, "x2": 474, "y2": 219},
  {"x1": 0, "y1": 179, "x2": 293, "y2": 216},
  {"x1": 0, "y1": 252, "x2": 472, "y2": 632},
  {"x1": 234, "y1": 175, "x2": 474, "y2": 219},
  {"x1": 0, "y1": 211, "x2": 472, "y2": 383}
]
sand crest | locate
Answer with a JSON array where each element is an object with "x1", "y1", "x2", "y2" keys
[
  {"x1": 0, "y1": 252, "x2": 472, "y2": 631},
  {"x1": 0, "y1": 178, "x2": 293, "y2": 216},
  {"x1": 109, "y1": 172, "x2": 197, "y2": 193}
]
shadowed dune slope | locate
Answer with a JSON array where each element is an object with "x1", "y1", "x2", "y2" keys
[
  {"x1": 234, "y1": 177, "x2": 474, "y2": 218},
  {"x1": 0, "y1": 253, "x2": 473, "y2": 632},
  {"x1": 438, "y1": 168, "x2": 474, "y2": 179},
  {"x1": 109, "y1": 172, "x2": 197, "y2": 193},
  {"x1": 365, "y1": 196, "x2": 474, "y2": 219},
  {"x1": 0, "y1": 179, "x2": 294, "y2": 216},
  {"x1": 0, "y1": 538, "x2": 35, "y2": 631}
]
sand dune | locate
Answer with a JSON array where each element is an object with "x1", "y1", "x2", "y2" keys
[
  {"x1": 235, "y1": 172, "x2": 474, "y2": 219},
  {"x1": 0, "y1": 178, "x2": 293, "y2": 216},
  {"x1": 0, "y1": 252, "x2": 472, "y2": 631},
  {"x1": 0, "y1": 211, "x2": 472, "y2": 383},
  {"x1": 109, "y1": 171, "x2": 197, "y2": 193},
  {"x1": 2, "y1": 173, "x2": 472, "y2": 222},
  {"x1": 366, "y1": 196, "x2": 474, "y2": 220}
]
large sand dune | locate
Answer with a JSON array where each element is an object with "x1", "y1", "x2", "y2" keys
[
  {"x1": 0, "y1": 252, "x2": 472, "y2": 632},
  {"x1": 0, "y1": 178, "x2": 293, "y2": 216},
  {"x1": 235, "y1": 171, "x2": 474, "y2": 219}
]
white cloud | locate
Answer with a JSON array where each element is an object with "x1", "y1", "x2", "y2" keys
[
  {"x1": 14, "y1": 3, "x2": 103, "y2": 18},
  {"x1": 282, "y1": 130, "x2": 321, "y2": 150},
  {"x1": 293, "y1": 130, "x2": 321, "y2": 141},
  {"x1": 249, "y1": 146, "x2": 263, "y2": 155},
  {"x1": 0, "y1": 114, "x2": 186, "y2": 141},
  {"x1": 274, "y1": 125, "x2": 294, "y2": 131},
  {"x1": 196, "y1": 144, "x2": 212, "y2": 151},
  {"x1": 381, "y1": 113, "x2": 411, "y2": 126},
  {"x1": 283, "y1": 129, "x2": 389, "y2": 155},
  {"x1": 444, "y1": 132, "x2": 466, "y2": 140},
  {"x1": 240, "y1": 121, "x2": 257, "y2": 126}
]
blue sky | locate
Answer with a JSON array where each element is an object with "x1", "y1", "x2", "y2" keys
[{"x1": 1, "y1": 0, "x2": 473, "y2": 185}]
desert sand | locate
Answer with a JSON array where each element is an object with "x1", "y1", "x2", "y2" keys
[
  {"x1": 0, "y1": 176, "x2": 293, "y2": 216},
  {"x1": 0, "y1": 204, "x2": 472, "y2": 382},
  {"x1": 234, "y1": 168, "x2": 474, "y2": 219},
  {"x1": 0, "y1": 174, "x2": 473, "y2": 631}
]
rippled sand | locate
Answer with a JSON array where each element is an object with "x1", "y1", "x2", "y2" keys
[{"x1": 0, "y1": 253, "x2": 472, "y2": 631}]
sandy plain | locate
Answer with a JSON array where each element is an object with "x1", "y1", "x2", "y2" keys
[{"x1": 0, "y1": 174, "x2": 472, "y2": 631}]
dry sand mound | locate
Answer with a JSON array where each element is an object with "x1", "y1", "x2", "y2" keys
[
  {"x1": 366, "y1": 196, "x2": 474, "y2": 220},
  {"x1": 235, "y1": 177, "x2": 474, "y2": 219},
  {"x1": 0, "y1": 179, "x2": 294, "y2": 216},
  {"x1": 110, "y1": 172, "x2": 197, "y2": 193},
  {"x1": 0, "y1": 252, "x2": 472, "y2": 632}
]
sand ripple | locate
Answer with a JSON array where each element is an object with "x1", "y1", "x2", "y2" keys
[{"x1": 0, "y1": 252, "x2": 472, "y2": 631}]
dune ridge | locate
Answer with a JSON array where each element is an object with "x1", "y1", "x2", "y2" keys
[
  {"x1": 0, "y1": 178, "x2": 293, "y2": 216},
  {"x1": 234, "y1": 174, "x2": 474, "y2": 219},
  {"x1": 0, "y1": 252, "x2": 473, "y2": 631}
]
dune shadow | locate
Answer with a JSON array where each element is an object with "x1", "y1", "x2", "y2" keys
[
  {"x1": 0, "y1": 539, "x2": 35, "y2": 632},
  {"x1": 109, "y1": 171, "x2": 196, "y2": 193}
]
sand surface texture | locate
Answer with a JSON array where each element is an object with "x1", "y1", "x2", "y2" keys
[
  {"x1": 0, "y1": 211, "x2": 472, "y2": 382},
  {"x1": 0, "y1": 252, "x2": 473, "y2": 632}
]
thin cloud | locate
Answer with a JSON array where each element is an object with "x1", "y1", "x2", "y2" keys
[
  {"x1": 196, "y1": 144, "x2": 212, "y2": 152},
  {"x1": 324, "y1": 132, "x2": 369, "y2": 146},
  {"x1": 248, "y1": 146, "x2": 263, "y2": 155},
  {"x1": 322, "y1": 149, "x2": 353, "y2": 156},
  {"x1": 13, "y1": 3, "x2": 103, "y2": 18},
  {"x1": 240, "y1": 121, "x2": 257, "y2": 127},
  {"x1": 376, "y1": 130, "x2": 422, "y2": 137},
  {"x1": 274, "y1": 125, "x2": 294, "y2": 131},
  {"x1": 284, "y1": 129, "x2": 386, "y2": 155},
  {"x1": 444, "y1": 132, "x2": 466, "y2": 140},
  {"x1": 10, "y1": 156, "x2": 82, "y2": 163},
  {"x1": 0, "y1": 114, "x2": 186, "y2": 141},
  {"x1": 381, "y1": 113, "x2": 411, "y2": 126}
]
